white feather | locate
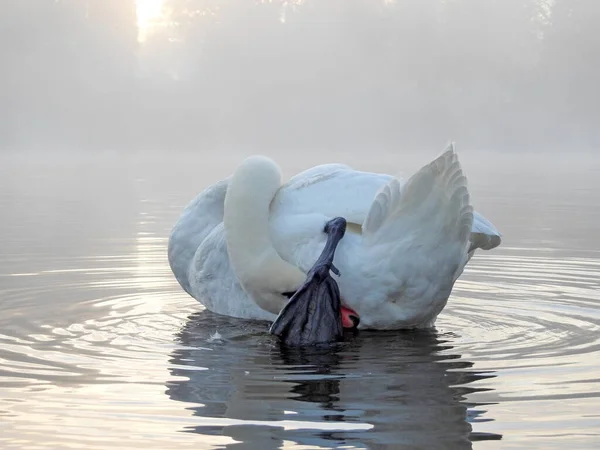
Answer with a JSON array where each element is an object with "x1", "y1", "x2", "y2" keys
[{"x1": 168, "y1": 146, "x2": 501, "y2": 330}]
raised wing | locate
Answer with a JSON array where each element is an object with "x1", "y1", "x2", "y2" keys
[{"x1": 363, "y1": 143, "x2": 473, "y2": 248}]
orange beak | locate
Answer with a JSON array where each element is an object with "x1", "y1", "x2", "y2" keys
[{"x1": 341, "y1": 305, "x2": 360, "y2": 329}]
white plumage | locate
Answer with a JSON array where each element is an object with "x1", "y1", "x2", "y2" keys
[{"x1": 168, "y1": 144, "x2": 501, "y2": 329}]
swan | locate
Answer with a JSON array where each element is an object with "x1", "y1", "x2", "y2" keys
[{"x1": 168, "y1": 144, "x2": 501, "y2": 331}]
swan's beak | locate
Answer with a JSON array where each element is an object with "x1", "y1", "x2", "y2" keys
[
  {"x1": 341, "y1": 305, "x2": 360, "y2": 329},
  {"x1": 270, "y1": 217, "x2": 347, "y2": 346}
]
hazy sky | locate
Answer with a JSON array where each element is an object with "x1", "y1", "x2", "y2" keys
[{"x1": 1, "y1": 0, "x2": 598, "y2": 153}]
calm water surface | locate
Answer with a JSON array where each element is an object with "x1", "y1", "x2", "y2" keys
[{"x1": 1, "y1": 151, "x2": 599, "y2": 449}]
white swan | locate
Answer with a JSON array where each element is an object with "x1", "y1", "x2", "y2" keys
[{"x1": 168, "y1": 145, "x2": 501, "y2": 330}]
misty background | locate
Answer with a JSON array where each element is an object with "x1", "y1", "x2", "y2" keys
[
  {"x1": 1, "y1": 0, "x2": 598, "y2": 154},
  {"x1": 2, "y1": 4, "x2": 600, "y2": 448}
]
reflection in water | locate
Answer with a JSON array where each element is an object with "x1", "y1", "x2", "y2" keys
[{"x1": 167, "y1": 311, "x2": 502, "y2": 448}]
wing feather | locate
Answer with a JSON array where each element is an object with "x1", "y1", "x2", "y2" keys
[
  {"x1": 363, "y1": 143, "x2": 473, "y2": 247},
  {"x1": 275, "y1": 165, "x2": 393, "y2": 226}
]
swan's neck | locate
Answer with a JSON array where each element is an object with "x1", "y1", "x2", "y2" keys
[{"x1": 224, "y1": 156, "x2": 305, "y2": 314}]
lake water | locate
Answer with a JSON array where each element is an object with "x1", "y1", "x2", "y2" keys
[{"x1": 1, "y1": 151, "x2": 599, "y2": 449}]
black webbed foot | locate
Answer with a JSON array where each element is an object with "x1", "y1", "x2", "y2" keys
[{"x1": 270, "y1": 217, "x2": 347, "y2": 347}]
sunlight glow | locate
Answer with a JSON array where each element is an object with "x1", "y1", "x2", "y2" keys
[{"x1": 136, "y1": 0, "x2": 166, "y2": 42}]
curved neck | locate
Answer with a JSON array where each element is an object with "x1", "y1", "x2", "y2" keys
[{"x1": 224, "y1": 156, "x2": 305, "y2": 314}]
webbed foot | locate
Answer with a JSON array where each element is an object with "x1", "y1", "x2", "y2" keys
[{"x1": 269, "y1": 217, "x2": 348, "y2": 346}]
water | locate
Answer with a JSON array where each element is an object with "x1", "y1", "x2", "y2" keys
[{"x1": 1, "y1": 151, "x2": 599, "y2": 449}]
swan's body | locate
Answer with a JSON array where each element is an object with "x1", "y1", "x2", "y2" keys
[{"x1": 168, "y1": 147, "x2": 501, "y2": 330}]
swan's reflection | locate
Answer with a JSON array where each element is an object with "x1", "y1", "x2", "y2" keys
[{"x1": 166, "y1": 311, "x2": 502, "y2": 449}]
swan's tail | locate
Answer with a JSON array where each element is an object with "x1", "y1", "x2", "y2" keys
[
  {"x1": 362, "y1": 143, "x2": 474, "y2": 282},
  {"x1": 470, "y1": 211, "x2": 502, "y2": 252}
]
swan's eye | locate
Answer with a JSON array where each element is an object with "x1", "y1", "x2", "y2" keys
[{"x1": 282, "y1": 291, "x2": 296, "y2": 299}]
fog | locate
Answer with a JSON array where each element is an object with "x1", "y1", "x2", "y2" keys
[{"x1": 2, "y1": 0, "x2": 598, "y2": 154}]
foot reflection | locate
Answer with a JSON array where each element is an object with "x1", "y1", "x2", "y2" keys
[
  {"x1": 166, "y1": 311, "x2": 502, "y2": 449},
  {"x1": 276, "y1": 345, "x2": 345, "y2": 419}
]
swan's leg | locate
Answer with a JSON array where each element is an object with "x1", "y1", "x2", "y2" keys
[
  {"x1": 269, "y1": 217, "x2": 347, "y2": 346},
  {"x1": 315, "y1": 217, "x2": 347, "y2": 277},
  {"x1": 323, "y1": 218, "x2": 360, "y2": 329}
]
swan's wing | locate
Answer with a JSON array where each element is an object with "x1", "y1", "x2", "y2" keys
[
  {"x1": 278, "y1": 162, "x2": 498, "y2": 244},
  {"x1": 363, "y1": 146, "x2": 502, "y2": 253},
  {"x1": 362, "y1": 144, "x2": 473, "y2": 291},
  {"x1": 188, "y1": 223, "x2": 275, "y2": 320},
  {"x1": 363, "y1": 144, "x2": 473, "y2": 247},
  {"x1": 276, "y1": 164, "x2": 393, "y2": 225},
  {"x1": 168, "y1": 178, "x2": 229, "y2": 295}
]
